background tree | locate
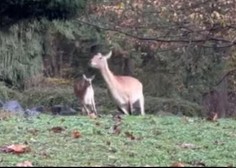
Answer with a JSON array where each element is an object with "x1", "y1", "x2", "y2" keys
[
  {"x1": 0, "y1": 0, "x2": 87, "y2": 88},
  {"x1": 1, "y1": 0, "x2": 236, "y2": 117},
  {"x1": 80, "y1": 0, "x2": 236, "y2": 117}
]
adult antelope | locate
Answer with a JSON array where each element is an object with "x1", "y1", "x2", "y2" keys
[
  {"x1": 90, "y1": 51, "x2": 145, "y2": 115},
  {"x1": 73, "y1": 74, "x2": 97, "y2": 115}
]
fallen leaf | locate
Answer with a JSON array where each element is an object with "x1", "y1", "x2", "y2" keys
[
  {"x1": 112, "y1": 124, "x2": 121, "y2": 135},
  {"x1": 16, "y1": 161, "x2": 33, "y2": 167},
  {"x1": 214, "y1": 140, "x2": 225, "y2": 146},
  {"x1": 95, "y1": 122, "x2": 100, "y2": 126},
  {"x1": 171, "y1": 162, "x2": 185, "y2": 167},
  {"x1": 72, "y1": 130, "x2": 81, "y2": 139},
  {"x1": 113, "y1": 114, "x2": 122, "y2": 123},
  {"x1": 108, "y1": 155, "x2": 116, "y2": 159},
  {"x1": 39, "y1": 151, "x2": 51, "y2": 159},
  {"x1": 27, "y1": 129, "x2": 39, "y2": 136},
  {"x1": 8, "y1": 144, "x2": 30, "y2": 154},
  {"x1": 0, "y1": 144, "x2": 30, "y2": 154},
  {"x1": 124, "y1": 131, "x2": 136, "y2": 140},
  {"x1": 110, "y1": 114, "x2": 123, "y2": 135},
  {"x1": 188, "y1": 160, "x2": 206, "y2": 167},
  {"x1": 179, "y1": 143, "x2": 197, "y2": 149},
  {"x1": 181, "y1": 116, "x2": 194, "y2": 123},
  {"x1": 30, "y1": 138, "x2": 37, "y2": 142},
  {"x1": 106, "y1": 141, "x2": 111, "y2": 146},
  {"x1": 50, "y1": 126, "x2": 65, "y2": 133},
  {"x1": 103, "y1": 164, "x2": 117, "y2": 167},
  {"x1": 0, "y1": 111, "x2": 13, "y2": 120},
  {"x1": 227, "y1": 164, "x2": 234, "y2": 167}
]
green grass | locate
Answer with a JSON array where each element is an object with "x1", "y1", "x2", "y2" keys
[{"x1": 0, "y1": 113, "x2": 236, "y2": 167}]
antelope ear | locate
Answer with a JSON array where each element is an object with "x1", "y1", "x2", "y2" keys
[
  {"x1": 82, "y1": 74, "x2": 87, "y2": 80},
  {"x1": 105, "y1": 50, "x2": 112, "y2": 59},
  {"x1": 91, "y1": 75, "x2": 95, "y2": 80}
]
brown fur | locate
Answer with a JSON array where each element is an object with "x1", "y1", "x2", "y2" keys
[
  {"x1": 73, "y1": 75, "x2": 97, "y2": 115},
  {"x1": 90, "y1": 51, "x2": 145, "y2": 115},
  {"x1": 73, "y1": 79, "x2": 90, "y2": 101}
]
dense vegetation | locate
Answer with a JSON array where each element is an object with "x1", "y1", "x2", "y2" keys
[
  {"x1": 1, "y1": 1, "x2": 236, "y2": 167},
  {"x1": 0, "y1": 0, "x2": 236, "y2": 117},
  {"x1": 0, "y1": 0, "x2": 86, "y2": 26}
]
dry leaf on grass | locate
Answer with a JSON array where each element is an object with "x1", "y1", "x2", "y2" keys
[
  {"x1": 106, "y1": 141, "x2": 111, "y2": 146},
  {"x1": 50, "y1": 126, "x2": 65, "y2": 133},
  {"x1": 113, "y1": 114, "x2": 122, "y2": 123},
  {"x1": 214, "y1": 140, "x2": 225, "y2": 146},
  {"x1": 60, "y1": 118, "x2": 65, "y2": 122},
  {"x1": 110, "y1": 114, "x2": 123, "y2": 135},
  {"x1": 0, "y1": 144, "x2": 31, "y2": 154},
  {"x1": 181, "y1": 116, "x2": 194, "y2": 123},
  {"x1": 95, "y1": 122, "x2": 101, "y2": 126},
  {"x1": 27, "y1": 129, "x2": 39, "y2": 136},
  {"x1": 16, "y1": 160, "x2": 33, "y2": 167},
  {"x1": 188, "y1": 160, "x2": 206, "y2": 167},
  {"x1": 111, "y1": 124, "x2": 121, "y2": 135},
  {"x1": 171, "y1": 162, "x2": 185, "y2": 167},
  {"x1": 71, "y1": 130, "x2": 81, "y2": 139},
  {"x1": 124, "y1": 131, "x2": 136, "y2": 140},
  {"x1": 0, "y1": 111, "x2": 13, "y2": 120},
  {"x1": 179, "y1": 143, "x2": 198, "y2": 149},
  {"x1": 227, "y1": 164, "x2": 234, "y2": 167},
  {"x1": 39, "y1": 151, "x2": 51, "y2": 159}
]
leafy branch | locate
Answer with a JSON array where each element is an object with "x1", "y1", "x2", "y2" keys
[{"x1": 77, "y1": 19, "x2": 236, "y2": 48}]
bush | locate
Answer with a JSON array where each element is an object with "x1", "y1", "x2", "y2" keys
[
  {"x1": 22, "y1": 86, "x2": 75, "y2": 108},
  {"x1": 0, "y1": 82, "x2": 23, "y2": 102},
  {"x1": 144, "y1": 96, "x2": 204, "y2": 117},
  {"x1": 0, "y1": 0, "x2": 87, "y2": 27},
  {"x1": 0, "y1": 79, "x2": 204, "y2": 117}
]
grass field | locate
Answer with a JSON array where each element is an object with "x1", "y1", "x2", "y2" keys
[{"x1": 0, "y1": 113, "x2": 235, "y2": 167}]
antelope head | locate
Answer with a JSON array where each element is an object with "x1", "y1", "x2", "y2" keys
[
  {"x1": 90, "y1": 51, "x2": 112, "y2": 69},
  {"x1": 82, "y1": 74, "x2": 95, "y2": 86}
]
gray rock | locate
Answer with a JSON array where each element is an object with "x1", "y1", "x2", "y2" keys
[
  {"x1": 0, "y1": 100, "x2": 3, "y2": 108},
  {"x1": 51, "y1": 105, "x2": 77, "y2": 115},
  {"x1": 24, "y1": 109, "x2": 40, "y2": 117},
  {"x1": 24, "y1": 106, "x2": 44, "y2": 117},
  {"x1": 2, "y1": 100, "x2": 24, "y2": 113},
  {"x1": 31, "y1": 106, "x2": 44, "y2": 113}
]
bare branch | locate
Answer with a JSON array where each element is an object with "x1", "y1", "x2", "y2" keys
[
  {"x1": 77, "y1": 19, "x2": 235, "y2": 46},
  {"x1": 215, "y1": 68, "x2": 236, "y2": 86}
]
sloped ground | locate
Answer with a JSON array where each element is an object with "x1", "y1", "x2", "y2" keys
[
  {"x1": 0, "y1": 113, "x2": 235, "y2": 167},
  {"x1": 0, "y1": 80, "x2": 203, "y2": 117}
]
